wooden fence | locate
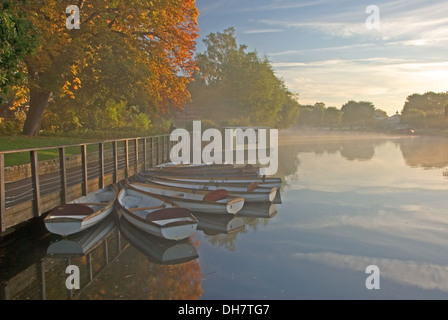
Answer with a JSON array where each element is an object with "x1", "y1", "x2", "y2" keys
[{"x1": 0, "y1": 134, "x2": 176, "y2": 233}]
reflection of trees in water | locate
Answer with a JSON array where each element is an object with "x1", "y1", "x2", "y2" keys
[
  {"x1": 277, "y1": 132, "x2": 448, "y2": 179},
  {"x1": 203, "y1": 232, "x2": 243, "y2": 252},
  {"x1": 277, "y1": 136, "x2": 389, "y2": 183},
  {"x1": 201, "y1": 217, "x2": 270, "y2": 251},
  {"x1": 339, "y1": 140, "x2": 385, "y2": 161},
  {"x1": 78, "y1": 241, "x2": 203, "y2": 300},
  {"x1": 398, "y1": 136, "x2": 448, "y2": 169}
]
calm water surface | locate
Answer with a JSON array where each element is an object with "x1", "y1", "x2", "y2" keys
[{"x1": 2, "y1": 131, "x2": 448, "y2": 300}]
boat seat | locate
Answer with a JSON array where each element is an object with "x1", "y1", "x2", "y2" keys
[
  {"x1": 146, "y1": 208, "x2": 192, "y2": 222},
  {"x1": 203, "y1": 189, "x2": 228, "y2": 202},
  {"x1": 247, "y1": 182, "x2": 258, "y2": 192},
  {"x1": 49, "y1": 204, "x2": 94, "y2": 216}
]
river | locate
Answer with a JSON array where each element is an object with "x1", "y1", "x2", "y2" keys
[{"x1": 2, "y1": 130, "x2": 448, "y2": 300}]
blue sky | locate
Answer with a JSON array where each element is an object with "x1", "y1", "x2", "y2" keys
[{"x1": 195, "y1": 0, "x2": 448, "y2": 116}]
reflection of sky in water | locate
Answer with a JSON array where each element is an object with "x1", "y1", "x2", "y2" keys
[{"x1": 197, "y1": 137, "x2": 448, "y2": 300}]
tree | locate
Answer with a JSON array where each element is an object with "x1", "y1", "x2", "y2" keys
[
  {"x1": 401, "y1": 92, "x2": 448, "y2": 129},
  {"x1": 323, "y1": 106, "x2": 341, "y2": 129},
  {"x1": 12, "y1": 0, "x2": 199, "y2": 136},
  {"x1": 189, "y1": 27, "x2": 299, "y2": 128},
  {"x1": 402, "y1": 108, "x2": 426, "y2": 128},
  {"x1": 297, "y1": 103, "x2": 326, "y2": 127},
  {"x1": 0, "y1": 0, "x2": 38, "y2": 101},
  {"x1": 341, "y1": 100, "x2": 375, "y2": 128}
]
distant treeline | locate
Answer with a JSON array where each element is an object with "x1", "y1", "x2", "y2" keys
[{"x1": 294, "y1": 92, "x2": 448, "y2": 130}]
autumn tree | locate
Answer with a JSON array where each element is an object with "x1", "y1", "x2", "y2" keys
[
  {"x1": 12, "y1": 0, "x2": 199, "y2": 136},
  {"x1": 189, "y1": 27, "x2": 299, "y2": 128},
  {"x1": 0, "y1": 0, "x2": 38, "y2": 103}
]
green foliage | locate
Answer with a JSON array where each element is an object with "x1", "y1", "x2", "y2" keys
[
  {"x1": 0, "y1": 109, "x2": 25, "y2": 134},
  {"x1": 323, "y1": 107, "x2": 342, "y2": 128},
  {"x1": 401, "y1": 92, "x2": 448, "y2": 129},
  {"x1": 402, "y1": 109, "x2": 426, "y2": 128},
  {"x1": 341, "y1": 100, "x2": 375, "y2": 128},
  {"x1": 189, "y1": 27, "x2": 299, "y2": 129},
  {"x1": 0, "y1": 0, "x2": 39, "y2": 98}
]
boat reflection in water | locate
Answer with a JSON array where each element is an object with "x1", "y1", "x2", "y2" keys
[
  {"x1": 46, "y1": 214, "x2": 117, "y2": 258},
  {"x1": 193, "y1": 212, "x2": 246, "y2": 235},
  {"x1": 237, "y1": 202, "x2": 278, "y2": 219},
  {"x1": 119, "y1": 217, "x2": 199, "y2": 265}
]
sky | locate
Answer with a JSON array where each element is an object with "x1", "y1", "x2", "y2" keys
[{"x1": 194, "y1": 0, "x2": 448, "y2": 116}]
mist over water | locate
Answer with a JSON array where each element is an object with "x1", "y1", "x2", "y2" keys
[{"x1": 2, "y1": 130, "x2": 448, "y2": 300}]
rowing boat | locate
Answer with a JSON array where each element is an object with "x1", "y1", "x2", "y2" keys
[
  {"x1": 46, "y1": 214, "x2": 117, "y2": 257},
  {"x1": 117, "y1": 184, "x2": 198, "y2": 240},
  {"x1": 146, "y1": 176, "x2": 277, "y2": 203},
  {"x1": 142, "y1": 174, "x2": 282, "y2": 189},
  {"x1": 44, "y1": 185, "x2": 117, "y2": 236},
  {"x1": 144, "y1": 164, "x2": 260, "y2": 178},
  {"x1": 128, "y1": 181, "x2": 245, "y2": 215}
]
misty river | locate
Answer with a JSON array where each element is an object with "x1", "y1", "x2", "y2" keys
[{"x1": 2, "y1": 130, "x2": 448, "y2": 300}]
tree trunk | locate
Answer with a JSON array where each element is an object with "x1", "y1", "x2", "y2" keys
[{"x1": 22, "y1": 88, "x2": 51, "y2": 136}]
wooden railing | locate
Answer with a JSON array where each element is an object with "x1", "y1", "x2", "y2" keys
[{"x1": 0, "y1": 134, "x2": 175, "y2": 233}]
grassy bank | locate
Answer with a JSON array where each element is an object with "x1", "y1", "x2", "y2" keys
[
  {"x1": 0, "y1": 128, "x2": 169, "y2": 166},
  {"x1": 0, "y1": 136, "x2": 102, "y2": 166}
]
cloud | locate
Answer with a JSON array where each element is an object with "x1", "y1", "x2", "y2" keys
[
  {"x1": 270, "y1": 58, "x2": 448, "y2": 112},
  {"x1": 242, "y1": 28, "x2": 284, "y2": 34},
  {"x1": 257, "y1": 1, "x2": 448, "y2": 46},
  {"x1": 295, "y1": 252, "x2": 448, "y2": 292}
]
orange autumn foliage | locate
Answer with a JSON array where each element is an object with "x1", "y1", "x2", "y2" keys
[{"x1": 17, "y1": 0, "x2": 199, "y2": 135}]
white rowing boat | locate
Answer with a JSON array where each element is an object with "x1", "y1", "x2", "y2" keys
[
  {"x1": 144, "y1": 164, "x2": 260, "y2": 178},
  {"x1": 128, "y1": 182, "x2": 245, "y2": 215},
  {"x1": 146, "y1": 177, "x2": 277, "y2": 203},
  {"x1": 44, "y1": 185, "x2": 117, "y2": 236},
  {"x1": 46, "y1": 214, "x2": 117, "y2": 257},
  {"x1": 143, "y1": 174, "x2": 282, "y2": 189},
  {"x1": 117, "y1": 185, "x2": 198, "y2": 241}
]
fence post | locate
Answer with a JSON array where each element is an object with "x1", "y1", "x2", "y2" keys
[
  {"x1": 150, "y1": 137, "x2": 154, "y2": 168},
  {"x1": 157, "y1": 136, "x2": 160, "y2": 165},
  {"x1": 99, "y1": 142, "x2": 104, "y2": 189},
  {"x1": 59, "y1": 147, "x2": 67, "y2": 204},
  {"x1": 134, "y1": 138, "x2": 139, "y2": 174},
  {"x1": 0, "y1": 153, "x2": 5, "y2": 232},
  {"x1": 143, "y1": 138, "x2": 147, "y2": 171},
  {"x1": 124, "y1": 140, "x2": 129, "y2": 178},
  {"x1": 113, "y1": 141, "x2": 118, "y2": 183},
  {"x1": 30, "y1": 150, "x2": 41, "y2": 217},
  {"x1": 81, "y1": 145, "x2": 88, "y2": 196}
]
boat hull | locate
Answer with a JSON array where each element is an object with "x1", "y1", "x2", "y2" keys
[
  {"x1": 129, "y1": 182, "x2": 245, "y2": 215},
  {"x1": 44, "y1": 185, "x2": 117, "y2": 236},
  {"x1": 117, "y1": 186, "x2": 198, "y2": 241},
  {"x1": 146, "y1": 178, "x2": 278, "y2": 203}
]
